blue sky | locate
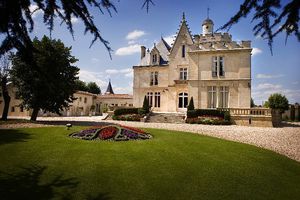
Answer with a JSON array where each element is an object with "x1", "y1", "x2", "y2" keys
[{"x1": 26, "y1": 0, "x2": 300, "y2": 104}]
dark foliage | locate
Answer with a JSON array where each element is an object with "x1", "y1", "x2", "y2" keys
[
  {"x1": 187, "y1": 97, "x2": 195, "y2": 111},
  {"x1": 187, "y1": 109, "x2": 227, "y2": 119},
  {"x1": 0, "y1": 0, "x2": 155, "y2": 57},
  {"x1": 75, "y1": 79, "x2": 88, "y2": 92},
  {"x1": 217, "y1": 0, "x2": 300, "y2": 54},
  {"x1": 251, "y1": 98, "x2": 256, "y2": 107},
  {"x1": 10, "y1": 36, "x2": 79, "y2": 121},
  {"x1": 114, "y1": 108, "x2": 139, "y2": 116},
  {"x1": 290, "y1": 104, "x2": 295, "y2": 121},
  {"x1": 87, "y1": 82, "x2": 101, "y2": 94},
  {"x1": 142, "y1": 95, "x2": 150, "y2": 113},
  {"x1": 268, "y1": 93, "x2": 289, "y2": 113}
]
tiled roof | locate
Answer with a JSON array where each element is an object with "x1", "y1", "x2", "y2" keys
[
  {"x1": 75, "y1": 91, "x2": 97, "y2": 96},
  {"x1": 98, "y1": 94, "x2": 133, "y2": 99}
]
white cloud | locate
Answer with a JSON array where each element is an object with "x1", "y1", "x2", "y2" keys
[
  {"x1": 78, "y1": 70, "x2": 106, "y2": 88},
  {"x1": 252, "y1": 47, "x2": 262, "y2": 56},
  {"x1": 115, "y1": 44, "x2": 141, "y2": 56},
  {"x1": 292, "y1": 81, "x2": 299, "y2": 85},
  {"x1": 128, "y1": 40, "x2": 136, "y2": 45},
  {"x1": 105, "y1": 68, "x2": 133, "y2": 78},
  {"x1": 71, "y1": 17, "x2": 79, "y2": 24},
  {"x1": 29, "y1": 4, "x2": 43, "y2": 18},
  {"x1": 91, "y1": 58, "x2": 99, "y2": 63},
  {"x1": 114, "y1": 82, "x2": 133, "y2": 94},
  {"x1": 253, "y1": 83, "x2": 300, "y2": 104},
  {"x1": 164, "y1": 35, "x2": 176, "y2": 46},
  {"x1": 126, "y1": 30, "x2": 146, "y2": 40},
  {"x1": 256, "y1": 74, "x2": 284, "y2": 79},
  {"x1": 256, "y1": 83, "x2": 282, "y2": 90}
]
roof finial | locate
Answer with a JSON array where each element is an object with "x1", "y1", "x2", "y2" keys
[
  {"x1": 207, "y1": 7, "x2": 210, "y2": 19},
  {"x1": 182, "y1": 12, "x2": 186, "y2": 21}
]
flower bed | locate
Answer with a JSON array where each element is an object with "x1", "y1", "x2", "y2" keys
[
  {"x1": 186, "y1": 117, "x2": 231, "y2": 125},
  {"x1": 112, "y1": 114, "x2": 142, "y2": 121},
  {"x1": 69, "y1": 125, "x2": 152, "y2": 141}
]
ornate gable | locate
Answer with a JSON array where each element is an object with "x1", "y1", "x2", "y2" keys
[{"x1": 169, "y1": 13, "x2": 194, "y2": 57}]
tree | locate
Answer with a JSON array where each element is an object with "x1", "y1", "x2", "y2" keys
[
  {"x1": 0, "y1": 0, "x2": 154, "y2": 56},
  {"x1": 267, "y1": 93, "x2": 289, "y2": 113},
  {"x1": 251, "y1": 98, "x2": 256, "y2": 107},
  {"x1": 187, "y1": 97, "x2": 194, "y2": 111},
  {"x1": 142, "y1": 95, "x2": 150, "y2": 113},
  {"x1": 218, "y1": 0, "x2": 300, "y2": 54},
  {"x1": 75, "y1": 79, "x2": 88, "y2": 92},
  {"x1": 11, "y1": 36, "x2": 79, "y2": 121},
  {"x1": 87, "y1": 82, "x2": 101, "y2": 94},
  {"x1": 0, "y1": 52, "x2": 11, "y2": 120}
]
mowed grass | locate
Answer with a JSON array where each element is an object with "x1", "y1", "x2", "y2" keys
[{"x1": 0, "y1": 127, "x2": 300, "y2": 200}]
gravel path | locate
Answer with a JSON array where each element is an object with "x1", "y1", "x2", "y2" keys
[{"x1": 2, "y1": 116, "x2": 300, "y2": 162}]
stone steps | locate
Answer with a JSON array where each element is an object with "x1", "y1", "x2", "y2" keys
[{"x1": 147, "y1": 113, "x2": 186, "y2": 124}]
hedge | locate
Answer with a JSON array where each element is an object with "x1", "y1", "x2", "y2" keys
[
  {"x1": 114, "y1": 108, "x2": 139, "y2": 116},
  {"x1": 187, "y1": 109, "x2": 228, "y2": 119}
]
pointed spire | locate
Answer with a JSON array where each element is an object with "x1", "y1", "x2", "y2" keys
[
  {"x1": 105, "y1": 79, "x2": 114, "y2": 94},
  {"x1": 182, "y1": 12, "x2": 186, "y2": 21},
  {"x1": 207, "y1": 7, "x2": 210, "y2": 19}
]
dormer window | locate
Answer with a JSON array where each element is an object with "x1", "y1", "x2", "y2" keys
[{"x1": 182, "y1": 45, "x2": 185, "y2": 58}]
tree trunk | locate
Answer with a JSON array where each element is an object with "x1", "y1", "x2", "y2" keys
[
  {"x1": 1, "y1": 76, "x2": 10, "y2": 121},
  {"x1": 30, "y1": 107, "x2": 39, "y2": 121}
]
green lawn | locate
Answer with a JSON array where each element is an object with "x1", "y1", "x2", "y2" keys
[{"x1": 0, "y1": 127, "x2": 299, "y2": 200}]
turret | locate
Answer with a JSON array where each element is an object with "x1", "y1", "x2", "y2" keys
[{"x1": 202, "y1": 18, "x2": 214, "y2": 35}]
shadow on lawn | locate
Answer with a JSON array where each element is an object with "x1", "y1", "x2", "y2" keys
[
  {"x1": 0, "y1": 129, "x2": 31, "y2": 145},
  {"x1": 0, "y1": 165, "x2": 110, "y2": 200}
]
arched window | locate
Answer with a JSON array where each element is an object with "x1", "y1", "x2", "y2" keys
[{"x1": 178, "y1": 93, "x2": 188, "y2": 108}]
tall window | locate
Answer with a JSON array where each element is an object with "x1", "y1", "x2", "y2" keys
[
  {"x1": 219, "y1": 86, "x2": 229, "y2": 108},
  {"x1": 212, "y1": 56, "x2": 225, "y2": 77},
  {"x1": 154, "y1": 92, "x2": 161, "y2": 107},
  {"x1": 182, "y1": 45, "x2": 186, "y2": 58},
  {"x1": 178, "y1": 93, "x2": 188, "y2": 108},
  {"x1": 150, "y1": 72, "x2": 158, "y2": 86},
  {"x1": 219, "y1": 57, "x2": 224, "y2": 76},
  {"x1": 212, "y1": 57, "x2": 218, "y2": 77},
  {"x1": 147, "y1": 92, "x2": 153, "y2": 107},
  {"x1": 179, "y1": 68, "x2": 188, "y2": 80},
  {"x1": 152, "y1": 54, "x2": 157, "y2": 64},
  {"x1": 208, "y1": 86, "x2": 217, "y2": 108}
]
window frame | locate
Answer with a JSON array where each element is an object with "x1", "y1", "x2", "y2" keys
[
  {"x1": 154, "y1": 92, "x2": 160, "y2": 108},
  {"x1": 208, "y1": 86, "x2": 217, "y2": 108},
  {"x1": 179, "y1": 68, "x2": 188, "y2": 80}
]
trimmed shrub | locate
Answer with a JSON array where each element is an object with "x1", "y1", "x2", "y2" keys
[
  {"x1": 187, "y1": 109, "x2": 226, "y2": 118},
  {"x1": 142, "y1": 96, "x2": 150, "y2": 113},
  {"x1": 114, "y1": 108, "x2": 139, "y2": 116},
  {"x1": 138, "y1": 108, "x2": 147, "y2": 115},
  {"x1": 187, "y1": 97, "x2": 195, "y2": 111},
  {"x1": 224, "y1": 111, "x2": 231, "y2": 122}
]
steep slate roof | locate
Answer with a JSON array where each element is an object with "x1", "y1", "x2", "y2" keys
[
  {"x1": 139, "y1": 38, "x2": 171, "y2": 66},
  {"x1": 105, "y1": 80, "x2": 114, "y2": 94}
]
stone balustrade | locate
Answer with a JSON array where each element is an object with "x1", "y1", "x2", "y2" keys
[{"x1": 218, "y1": 108, "x2": 279, "y2": 127}]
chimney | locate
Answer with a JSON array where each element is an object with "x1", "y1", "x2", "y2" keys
[
  {"x1": 141, "y1": 46, "x2": 146, "y2": 59},
  {"x1": 241, "y1": 40, "x2": 251, "y2": 48}
]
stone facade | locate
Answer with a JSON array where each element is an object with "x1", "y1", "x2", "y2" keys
[
  {"x1": 0, "y1": 81, "x2": 133, "y2": 117},
  {"x1": 133, "y1": 13, "x2": 251, "y2": 113}
]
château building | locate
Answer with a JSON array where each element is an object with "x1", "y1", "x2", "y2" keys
[{"x1": 133, "y1": 13, "x2": 252, "y2": 112}]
